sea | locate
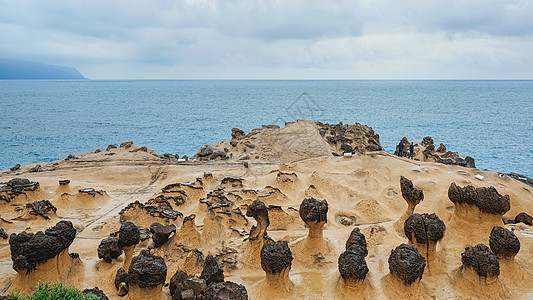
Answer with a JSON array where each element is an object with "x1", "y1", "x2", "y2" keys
[{"x1": 0, "y1": 80, "x2": 531, "y2": 177}]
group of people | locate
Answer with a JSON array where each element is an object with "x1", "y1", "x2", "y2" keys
[{"x1": 397, "y1": 140, "x2": 415, "y2": 159}]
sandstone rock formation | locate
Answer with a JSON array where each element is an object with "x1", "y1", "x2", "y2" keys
[
  {"x1": 192, "y1": 120, "x2": 382, "y2": 163},
  {"x1": 200, "y1": 255, "x2": 224, "y2": 286},
  {"x1": 513, "y1": 212, "x2": 532, "y2": 226},
  {"x1": 119, "y1": 221, "x2": 141, "y2": 271},
  {"x1": 97, "y1": 237, "x2": 122, "y2": 263},
  {"x1": 0, "y1": 178, "x2": 40, "y2": 204},
  {"x1": 7, "y1": 220, "x2": 81, "y2": 295},
  {"x1": 338, "y1": 228, "x2": 369, "y2": 284},
  {"x1": 127, "y1": 250, "x2": 167, "y2": 300},
  {"x1": 461, "y1": 244, "x2": 500, "y2": 278},
  {"x1": 258, "y1": 240, "x2": 294, "y2": 298},
  {"x1": 243, "y1": 199, "x2": 270, "y2": 270},
  {"x1": 394, "y1": 176, "x2": 424, "y2": 234},
  {"x1": 294, "y1": 197, "x2": 330, "y2": 260},
  {"x1": 404, "y1": 213, "x2": 445, "y2": 265}
]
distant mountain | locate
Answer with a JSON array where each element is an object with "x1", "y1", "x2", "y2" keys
[{"x1": 0, "y1": 59, "x2": 86, "y2": 80}]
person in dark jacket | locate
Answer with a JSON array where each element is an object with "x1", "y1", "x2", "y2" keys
[
  {"x1": 409, "y1": 142, "x2": 415, "y2": 159},
  {"x1": 398, "y1": 141, "x2": 404, "y2": 157}
]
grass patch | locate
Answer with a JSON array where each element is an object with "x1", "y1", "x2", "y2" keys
[{"x1": 8, "y1": 282, "x2": 98, "y2": 300}]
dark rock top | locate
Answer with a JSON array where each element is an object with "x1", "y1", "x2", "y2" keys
[
  {"x1": 9, "y1": 220, "x2": 76, "y2": 271},
  {"x1": 388, "y1": 244, "x2": 426, "y2": 285},
  {"x1": 514, "y1": 212, "x2": 532, "y2": 226},
  {"x1": 115, "y1": 267, "x2": 128, "y2": 289},
  {"x1": 0, "y1": 178, "x2": 39, "y2": 203},
  {"x1": 260, "y1": 240, "x2": 293, "y2": 274},
  {"x1": 246, "y1": 199, "x2": 270, "y2": 241},
  {"x1": 489, "y1": 226, "x2": 520, "y2": 257},
  {"x1": 400, "y1": 176, "x2": 424, "y2": 204},
  {"x1": 200, "y1": 255, "x2": 225, "y2": 286},
  {"x1": 204, "y1": 281, "x2": 248, "y2": 300},
  {"x1": 26, "y1": 200, "x2": 57, "y2": 220},
  {"x1": 170, "y1": 270, "x2": 189, "y2": 296},
  {"x1": 118, "y1": 221, "x2": 140, "y2": 248},
  {"x1": 120, "y1": 201, "x2": 183, "y2": 221},
  {"x1": 231, "y1": 128, "x2": 245, "y2": 139},
  {"x1": 98, "y1": 237, "x2": 122, "y2": 263},
  {"x1": 128, "y1": 250, "x2": 167, "y2": 288},
  {"x1": 149, "y1": 223, "x2": 176, "y2": 248},
  {"x1": 448, "y1": 183, "x2": 510, "y2": 214},
  {"x1": 404, "y1": 213, "x2": 445, "y2": 244},
  {"x1": 345, "y1": 227, "x2": 368, "y2": 257},
  {"x1": 461, "y1": 244, "x2": 500, "y2": 277},
  {"x1": 82, "y1": 287, "x2": 109, "y2": 300},
  {"x1": 338, "y1": 249, "x2": 369, "y2": 281},
  {"x1": 299, "y1": 198, "x2": 328, "y2": 223}
]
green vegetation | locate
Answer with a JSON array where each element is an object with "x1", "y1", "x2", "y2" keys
[{"x1": 7, "y1": 282, "x2": 98, "y2": 300}]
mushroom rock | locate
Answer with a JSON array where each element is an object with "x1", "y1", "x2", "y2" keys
[
  {"x1": 175, "y1": 214, "x2": 201, "y2": 248},
  {"x1": 489, "y1": 226, "x2": 520, "y2": 260},
  {"x1": 297, "y1": 197, "x2": 330, "y2": 256},
  {"x1": 387, "y1": 244, "x2": 426, "y2": 285},
  {"x1": 98, "y1": 237, "x2": 122, "y2": 263},
  {"x1": 460, "y1": 244, "x2": 500, "y2": 285},
  {"x1": 243, "y1": 199, "x2": 270, "y2": 269},
  {"x1": 127, "y1": 250, "x2": 167, "y2": 300},
  {"x1": 338, "y1": 228, "x2": 369, "y2": 287},
  {"x1": 258, "y1": 240, "x2": 294, "y2": 298},
  {"x1": 445, "y1": 183, "x2": 510, "y2": 248},
  {"x1": 394, "y1": 176, "x2": 424, "y2": 235},
  {"x1": 204, "y1": 281, "x2": 248, "y2": 300},
  {"x1": 404, "y1": 213, "x2": 445, "y2": 266},
  {"x1": 115, "y1": 268, "x2": 129, "y2": 296},
  {"x1": 119, "y1": 221, "x2": 141, "y2": 271},
  {"x1": 6, "y1": 220, "x2": 80, "y2": 295},
  {"x1": 149, "y1": 223, "x2": 176, "y2": 248},
  {"x1": 200, "y1": 255, "x2": 224, "y2": 286},
  {"x1": 82, "y1": 287, "x2": 109, "y2": 300},
  {"x1": 514, "y1": 212, "x2": 532, "y2": 226}
]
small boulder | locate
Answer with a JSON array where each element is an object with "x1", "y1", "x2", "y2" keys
[
  {"x1": 128, "y1": 250, "x2": 167, "y2": 288},
  {"x1": 388, "y1": 244, "x2": 426, "y2": 285},
  {"x1": 82, "y1": 287, "x2": 109, "y2": 300},
  {"x1": 106, "y1": 144, "x2": 117, "y2": 151},
  {"x1": 149, "y1": 223, "x2": 176, "y2": 248},
  {"x1": 514, "y1": 212, "x2": 532, "y2": 226},
  {"x1": 98, "y1": 237, "x2": 122, "y2": 263},
  {"x1": 169, "y1": 270, "x2": 189, "y2": 296},
  {"x1": 200, "y1": 255, "x2": 224, "y2": 285},
  {"x1": 203, "y1": 281, "x2": 248, "y2": 300},
  {"x1": 10, "y1": 164, "x2": 20, "y2": 172},
  {"x1": 231, "y1": 128, "x2": 245, "y2": 139},
  {"x1": 197, "y1": 145, "x2": 214, "y2": 158}
]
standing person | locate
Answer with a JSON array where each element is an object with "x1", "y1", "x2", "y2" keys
[
  {"x1": 398, "y1": 141, "x2": 404, "y2": 157},
  {"x1": 409, "y1": 142, "x2": 415, "y2": 159}
]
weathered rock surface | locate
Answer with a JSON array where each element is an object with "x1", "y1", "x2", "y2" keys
[
  {"x1": 9, "y1": 220, "x2": 76, "y2": 271},
  {"x1": 514, "y1": 212, "x2": 532, "y2": 226},
  {"x1": 25, "y1": 200, "x2": 57, "y2": 219},
  {"x1": 400, "y1": 176, "x2": 424, "y2": 205},
  {"x1": 345, "y1": 227, "x2": 368, "y2": 257},
  {"x1": 98, "y1": 237, "x2": 122, "y2": 263},
  {"x1": 489, "y1": 226, "x2": 520, "y2": 258},
  {"x1": 149, "y1": 222, "x2": 176, "y2": 248},
  {"x1": 299, "y1": 197, "x2": 328, "y2": 223},
  {"x1": 0, "y1": 178, "x2": 39, "y2": 203},
  {"x1": 404, "y1": 213, "x2": 445, "y2": 244},
  {"x1": 448, "y1": 183, "x2": 510, "y2": 214},
  {"x1": 118, "y1": 221, "x2": 141, "y2": 248},
  {"x1": 461, "y1": 244, "x2": 499, "y2": 277},
  {"x1": 128, "y1": 250, "x2": 167, "y2": 288},
  {"x1": 338, "y1": 249, "x2": 369, "y2": 281},
  {"x1": 261, "y1": 240, "x2": 293, "y2": 274},
  {"x1": 204, "y1": 281, "x2": 248, "y2": 300},
  {"x1": 200, "y1": 255, "x2": 224, "y2": 286},
  {"x1": 388, "y1": 244, "x2": 426, "y2": 285},
  {"x1": 246, "y1": 199, "x2": 269, "y2": 240}
]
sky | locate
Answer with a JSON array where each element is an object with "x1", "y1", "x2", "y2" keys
[{"x1": 1, "y1": 0, "x2": 532, "y2": 79}]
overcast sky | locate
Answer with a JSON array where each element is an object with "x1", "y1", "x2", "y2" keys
[{"x1": 1, "y1": 0, "x2": 532, "y2": 79}]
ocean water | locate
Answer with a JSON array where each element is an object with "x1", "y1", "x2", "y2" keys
[{"x1": 0, "y1": 80, "x2": 531, "y2": 177}]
